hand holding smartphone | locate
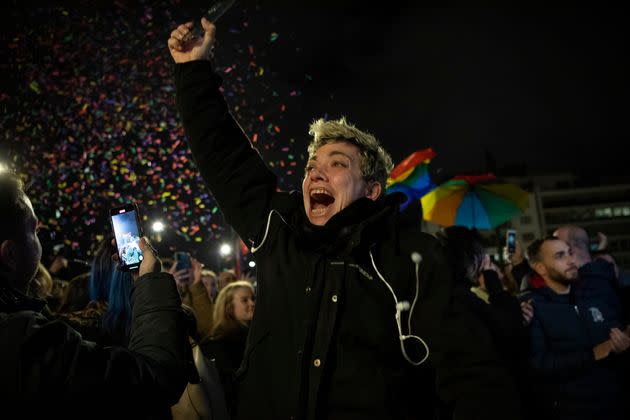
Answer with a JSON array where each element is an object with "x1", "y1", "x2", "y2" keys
[
  {"x1": 110, "y1": 203, "x2": 145, "y2": 271},
  {"x1": 174, "y1": 251, "x2": 192, "y2": 270},
  {"x1": 506, "y1": 229, "x2": 517, "y2": 255}
]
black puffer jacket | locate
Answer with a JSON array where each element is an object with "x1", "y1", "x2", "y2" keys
[
  {"x1": 0, "y1": 272, "x2": 190, "y2": 418},
  {"x1": 175, "y1": 60, "x2": 498, "y2": 420}
]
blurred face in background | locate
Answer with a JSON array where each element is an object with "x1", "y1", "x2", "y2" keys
[
  {"x1": 218, "y1": 271, "x2": 237, "y2": 291},
  {"x1": 4, "y1": 192, "x2": 43, "y2": 292},
  {"x1": 201, "y1": 272, "x2": 217, "y2": 299},
  {"x1": 230, "y1": 286, "x2": 255, "y2": 324}
]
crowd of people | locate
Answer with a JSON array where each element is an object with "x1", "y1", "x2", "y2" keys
[{"x1": 1, "y1": 16, "x2": 628, "y2": 420}]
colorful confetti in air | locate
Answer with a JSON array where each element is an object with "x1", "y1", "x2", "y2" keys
[{"x1": 0, "y1": 1, "x2": 307, "y2": 263}]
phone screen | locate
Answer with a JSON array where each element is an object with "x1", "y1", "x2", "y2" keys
[
  {"x1": 110, "y1": 205, "x2": 144, "y2": 271},
  {"x1": 175, "y1": 252, "x2": 192, "y2": 270},
  {"x1": 506, "y1": 230, "x2": 516, "y2": 254}
]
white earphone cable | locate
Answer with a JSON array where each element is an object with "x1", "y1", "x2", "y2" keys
[{"x1": 369, "y1": 250, "x2": 429, "y2": 366}]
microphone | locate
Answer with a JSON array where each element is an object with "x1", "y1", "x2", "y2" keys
[
  {"x1": 185, "y1": 0, "x2": 237, "y2": 43},
  {"x1": 206, "y1": 0, "x2": 237, "y2": 22}
]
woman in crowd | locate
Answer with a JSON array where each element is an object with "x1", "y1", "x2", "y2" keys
[{"x1": 200, "y1": 280, "x2": 255, "y2": 411}]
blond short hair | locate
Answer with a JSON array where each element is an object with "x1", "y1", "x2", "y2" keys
[{"x1": 307, "y1": 117, "x2": 393, "y2": 187}]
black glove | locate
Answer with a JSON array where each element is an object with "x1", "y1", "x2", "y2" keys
[{"x1": 482, "y1": 270, "x2": 504, "y2": 297}]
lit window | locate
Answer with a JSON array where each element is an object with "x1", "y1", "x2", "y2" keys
[{"x1": 596, "y1": 208, "x2": 613, "y2": 218}]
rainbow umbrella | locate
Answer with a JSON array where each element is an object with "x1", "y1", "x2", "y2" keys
[
  {"x1": 386, "y1": 148, "x2": 436, "y2": 210},
  {"x1": 420, "y1": 173, "x2": 529, "y2": 229}
]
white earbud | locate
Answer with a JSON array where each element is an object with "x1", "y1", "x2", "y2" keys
[
  {"x1": 396, "y1": 301, "x2": 410, "y2": 312},
  {"x1": 369, "y1": 249, "x2": 429, "y2": 366}
]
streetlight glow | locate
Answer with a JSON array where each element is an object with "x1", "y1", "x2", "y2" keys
[
  {"x1": 219, "y1": 243, "x2": 232, "y2": 256},
  {"x1": 248, "y1": 260, "x2": 256, "y2": 268},
  {"x1": 152, "y1": 221, "x2": 165, "y2": 232}
]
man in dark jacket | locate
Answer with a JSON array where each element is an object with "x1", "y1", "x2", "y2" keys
[
  {"x1": 522, "y1": 237, "x2": 629, "y2": 420},
  {"x1": 0, "y1": 173, "x2": 190, "y2": 417},
  {"x1": 168, "y1": 18, "x2": 522, "y2": 420}
]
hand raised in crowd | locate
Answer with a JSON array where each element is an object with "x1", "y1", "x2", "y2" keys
[
  {"x1": 480, "y1": 254, "x2": 504, "y2": 279},
  {"x1": 520, "y1": 299, "x2": 534, "y2": 326},
  {"x1": 137, "y1": 237, "x2": 162, "y2": 277},
  {"x1": 478, "y1": 254, "x2": 505, "y2": 295},
  {"x1": 111, "y1": 237, "x2": 161, "y2": 281},
  {"x1": 48, "y1": 254, "x2": 68, "y2": 275},
  {"x1": 168, "y1": 17, "x2": 216, "y2": 63},
  {"x1": 191, "y1": 257, "x2": 203, "y2": 285},
  {"x1": 169, "y1": 260, "x2": 191, "y2": 285},
  {"x1": 608, "y1": 327, "x2": 630, "y2": 354},
  {"x1": 503, "y1": 239, "x2": 524, "y2": 265}
]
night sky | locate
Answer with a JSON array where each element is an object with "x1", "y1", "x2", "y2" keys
[
  {"x1": 0, "y1": 1, "x2": 627, "y2": 265},
  {"x1": 252, "y1": 3, "x2": 627, "y2": 177}
]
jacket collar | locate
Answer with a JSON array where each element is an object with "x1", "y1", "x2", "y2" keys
[
  {"x1": 299, "y1": 193, "x2": 403, "y2": 255},
  {"x1": 533, "y1": 283, "x2": 574, "y2": 302},
  {"x1": 0, "y1": 280, "x2": 47, "y2": 313}
]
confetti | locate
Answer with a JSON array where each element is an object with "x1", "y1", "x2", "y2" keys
[{"x1": 1, "y1": 1, "x2": 306, "y2": 263}]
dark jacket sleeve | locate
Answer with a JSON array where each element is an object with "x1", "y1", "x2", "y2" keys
[
  {"x1": 8, "y1": 272, "x2": 189, "y2": 411},
  {"x1": 175, "y1": 60, "x2": 278, "y2": 245},
  {"x1": 189, "y1": 281, "x2": 215, "y2": 339}
]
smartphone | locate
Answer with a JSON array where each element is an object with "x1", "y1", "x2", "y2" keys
[
  {"x1": 110, "y1": 203, "x2": 144, "y2": 271},
  {"x1": 506, "y1": 229, "x2": 517, "y2": 255},
  {"x1": 174, "y1": 251, "x2": 192, "y2": 270}
]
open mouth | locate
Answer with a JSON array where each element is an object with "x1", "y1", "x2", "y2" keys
[{"x1": 310, "y1": 187, "x2": 335, "y2": 215}]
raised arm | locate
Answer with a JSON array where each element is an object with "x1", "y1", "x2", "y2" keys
[{"x1": 169, "y1": 19, "x2": 278, "y2": 244}]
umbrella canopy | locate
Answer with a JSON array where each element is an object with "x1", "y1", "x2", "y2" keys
[
  {"x1": 420, "y1": 173, "x2": 529, "y2": 229},
  {"x1": 385, "y1": 148, "x2": 436, "y2": 210}
]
